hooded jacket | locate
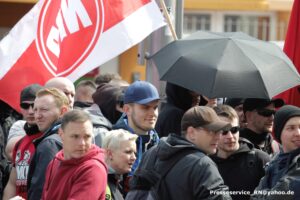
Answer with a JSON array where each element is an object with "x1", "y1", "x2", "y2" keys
[
  {"x1": 42, "y1": 145, "x2": 107, "y2": 200},
  {"x1": 27, "y1": 121, "x2": 62, "y2": 200},
  {"x1": 251, "y1": 148, "x2": 300, "y2": 200},
  {"x1": 138, "y1": 134, "x2": 231, "y2": 200},
  {"x1": 155, "y1": 83, "x2": 195, "y2": 137},
  {"x1": 211, "y1": 138, "x2": 271, "y2": 200},
  {"x1": 92, "y1": 83, "x2": 124, "y2": 124},
  {"x1": 84, "y1": 104, "x2": 112, "y2": 147}
]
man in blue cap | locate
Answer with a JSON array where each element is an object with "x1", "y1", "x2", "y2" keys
[
  {"x1": 113, "y1": 81, "x2": 160, "y2": 173},
  {"x1": 113, "y1": 81, "x2": 160, "y2": 194}
]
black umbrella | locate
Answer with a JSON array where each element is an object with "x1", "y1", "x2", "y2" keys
[{"x1": 151, "y1": 31, "x2": 300, "y2": 99}]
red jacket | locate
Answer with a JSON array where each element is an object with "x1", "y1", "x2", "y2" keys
[
  {"x1": 13, "y1": 132, "x2": 43, "y2": 199},
  {"x1": 42, "y1": 145, "x2": 107, "y2": 200}
]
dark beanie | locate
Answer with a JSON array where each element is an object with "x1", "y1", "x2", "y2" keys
[{"x1": 274, "y1": 105, "x2": 300, "y2": 143}]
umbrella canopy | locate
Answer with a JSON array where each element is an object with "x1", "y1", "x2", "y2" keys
[{"x1": 151, "y1": 31, "x2": 300, "y2": 99}]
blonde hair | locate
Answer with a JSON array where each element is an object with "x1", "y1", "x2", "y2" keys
[
  {"x1": 214, "y1": 104, "x2": 239, "y2": 121},
  {"x1": 36, "y1": 87, "x2": 69, "y2": 108},
  {"x1": 103, "y1": 129, "x2": 138, "y2": 150}
]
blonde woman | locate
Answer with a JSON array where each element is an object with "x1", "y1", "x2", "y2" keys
[{"x1": 103, "y1": 129, "x2": 137, "y2": 200}]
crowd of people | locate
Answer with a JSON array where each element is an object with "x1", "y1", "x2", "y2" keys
[{"x1": 0, "y1": 73, "x2": 299, "y2": 200}]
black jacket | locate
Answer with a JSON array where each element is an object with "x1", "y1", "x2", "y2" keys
[
  {"x1": 155, "y1": 83, "x2": 195, "y2": 137},
  {"x1": 211, "y1": 138, "x2": 271, "y2": 200},
  {"x1": 27, "y1": 121, "x2": 62, "y2": 200},
  {"x1": 240, "y1": 128, "x2": 280, "y2": 156},
  {"x1": 139, "y1": 134, "x2": 231, "y2": 200}
]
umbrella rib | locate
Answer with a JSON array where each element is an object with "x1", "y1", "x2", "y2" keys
[{"x1": 232, "y1": 41, "x2": 273, "y2": 98}]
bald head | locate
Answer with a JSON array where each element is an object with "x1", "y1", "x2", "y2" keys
[{"x1": 45, "y1": 77, "x2": 75, "y2": 108}]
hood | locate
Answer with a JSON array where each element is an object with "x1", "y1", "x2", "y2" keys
[
  {"x1": 55, "y1": 145, "x2": 107, "y2": 167},
  {"x1": 211, "y1": 137, "x2": 254, "y2": 162},
  {"x1": 85, "y1": 104, "x2": 112, "y2": 129},
  {"x1": 157, "y1": 134, "x2": 201, "y2": 161},
  {"x1": 165, "y1": 82, "x2": 194, "y2": 111},
  {"x1": 92, "y1": 83, "x2": 123, "y2": 124},
  {"x1": 235, "y1": 137, "x2": 255, "y2": 154}
]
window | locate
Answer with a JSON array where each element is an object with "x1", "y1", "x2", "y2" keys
[
  {"x1": 184, "y1": 14, "x2": 211, "y2": 34},
  {"x1": 224, "y1": 15, "x2": 270, "y2": 40}
]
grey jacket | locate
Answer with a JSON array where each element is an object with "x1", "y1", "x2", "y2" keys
[{"x1": 84, "y1": 104, "x2": 112, "y2": 147}]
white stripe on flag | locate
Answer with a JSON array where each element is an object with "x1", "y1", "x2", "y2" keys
[
  {"x1": 0, "y1": 1, "x2": 43, "y2": 79},
  {"x1": 67, "y1": 0, "x2": 166, "y2": 80}
]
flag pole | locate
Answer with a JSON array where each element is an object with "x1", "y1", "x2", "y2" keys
[{"x1": 159, "y1": 0, "x2": 178, "y2": 40}]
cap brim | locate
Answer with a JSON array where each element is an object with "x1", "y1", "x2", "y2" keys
[
  {"x1": 135, "y1": 97, "x2": 160, "y2": 105},
  {"x1": 202, "y1": 121, "x2": 232, "y2": 132}
]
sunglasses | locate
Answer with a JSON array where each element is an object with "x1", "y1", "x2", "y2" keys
[
  {"x1": 20, "y1": 102, "x2": 34, "y2": 109},
  {"x1": 256, "y1": 109, "x2": 276, "y2": 117},
  {"x1": 222, "y1": 126, "x2": 240, "y2": 135}
]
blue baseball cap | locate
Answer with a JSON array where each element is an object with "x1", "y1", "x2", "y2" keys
[{"x1": 124, "y1": 81, "x2": 160, "y2": 104}]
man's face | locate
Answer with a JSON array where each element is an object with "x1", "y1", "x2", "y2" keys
[
  {"x1": 188, "y1": 127, "x2": 221, "y2": 155},
  {"x1": 55, "y1": 83, "x2": 75, "y2": 108},
  {"x1": 60, "y1": 121, "x2": 93, "y2": 160},
  {"x1": 125, "y1": 100, "x2": 159, "y2": 134},
  {"x1": 34, "y1": 95, "x2": 63, "y2": 132},
  {"x1": 247, "y1": 104, "x2": 275, "y2": 133},
  {"x1": 281, "y1": 116, "x2": 300, "y2": 153},
  {"x1": 108, "y1": 140, "x2": 136, "y2": 174},
  {"x1": 218, "y1": 117, "x2": 240, "y2": 155},
  {"x1": 20, "y1": 101, "x2": 35, "y2": 125}
]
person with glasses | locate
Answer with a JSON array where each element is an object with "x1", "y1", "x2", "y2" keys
[
  {"x1": 240, "y1": 98, "x2": 284, "y2": 156},
  {"x1": 3, "y1": 84, "x2": 43, "y2": 200},
  {"x1": 211, "y1": 105, "x2": 270, "y2": 200}
]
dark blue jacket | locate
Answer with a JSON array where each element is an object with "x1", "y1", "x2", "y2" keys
[
  {"x1": 27, "y1": 121, "x2": 62, "y2": 200},
  {"x1": 252, "y1": 148, "x2": 300, "y2": 200}
]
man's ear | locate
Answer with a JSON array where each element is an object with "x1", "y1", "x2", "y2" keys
[
  {"x1": 186, "y1": 126, "x2": 195, "y2": 142},
  {"x1": 123, "y1": 104, "x2": 130, "y2": 115},
  {"x1": 60, "y1": 106, "x2": 69, "y2": 116},
  {"x1": 245, "y1": 111, "x2": 252, "y2": 122}
]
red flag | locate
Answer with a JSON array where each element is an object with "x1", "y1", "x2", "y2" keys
[
  {"x1": 0, "y1": 0, "x2": 165, "y2": 112},
  {"x1": 276, "y1": 0, "x2": 300, "y2": 106}
]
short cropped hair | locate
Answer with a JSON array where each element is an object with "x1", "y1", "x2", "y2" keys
[
  {"x1": 76, "y1": 80, "x2": 97, "y2": 90},
  {"x1": 103, "y1": 129, "x2": 138, "y2": 150},
  {"x1": 94, "y1": 73, "x2": 121, "y2": 85},
  {"x1": 61, "y1": 110, "x2": 91, "y2": 130},
  {"x1": 36, "y1": 87, "x2": 69, "y2": 108},
  {"x1": 214, "y1": 104, "x2": 238, "y2": 121}
]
